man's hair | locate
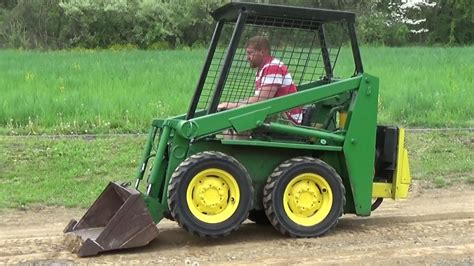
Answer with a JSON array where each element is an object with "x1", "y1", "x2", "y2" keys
[{"x1": 245, "y1": 36, "x2": 271, "y2": 54}]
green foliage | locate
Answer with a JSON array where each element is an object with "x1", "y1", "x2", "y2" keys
[
  {"x1": 59, "y1": 0, "x2": 138, "y2": 48},
  {"x1": 427, "y1": 0, "x2": 474, "y2": 45},
  {"x1": 0, "y1": 0, "x2": 472, "y2": 49},
  {"x1": 0, "y1": 0, "x2": 63, "y2": 49},
  {"x1": 0, "y1": 0, "x2": 226, "y2": 49},
  {"x1": 171, "y1": 0, "x2": 222, "y2": 47},
  {"x1": 356, "y1": 8, "x2": 409, "y2": 46}
]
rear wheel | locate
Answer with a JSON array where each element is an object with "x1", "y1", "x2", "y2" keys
[
  {"x1": 168, "y1": 151, "x2": 253, "y2": 238},
  {"x1": 263, "y1": 157, "x2": 345, "y2": 237}
]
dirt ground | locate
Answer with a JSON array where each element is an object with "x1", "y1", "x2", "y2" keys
[{"x1": 1, "y1": 182, "x2": 473, "y2": 265}]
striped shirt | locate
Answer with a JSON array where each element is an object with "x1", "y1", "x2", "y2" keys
[{"x1": 255, "y1": 56, "x2": 303, "y2": 124}]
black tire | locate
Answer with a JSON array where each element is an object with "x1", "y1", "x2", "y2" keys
[
  {"x1": 168, "y1": 151, "x2": 253, "y2": 238},
  {"x1": 248, "y1": 210, "x2": 270, "y2": 225},
  {"x1": 263, "y1": 157, "x2": 345, "y2": 237},
  {"x1": 371, "y1": 197, "x2": 383, "y2": 211}
]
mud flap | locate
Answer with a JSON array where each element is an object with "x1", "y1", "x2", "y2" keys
[{"x1": 64, "y1": 182, "x2": 159, "y2": 257}]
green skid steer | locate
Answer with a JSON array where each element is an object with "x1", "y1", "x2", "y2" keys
[{"x1": 64, "y1": 3, "x2": 411, "y2": 257}]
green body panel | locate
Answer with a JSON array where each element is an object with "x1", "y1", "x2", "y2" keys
[
  {"x1": 342, "y1": 75, "x2": 379, "y2": 215},
  {"x1": 229, "y1": 107, "x2": 271, "y2": 133},
  {"x1": 136, "y1": 73, "x2": 380, "y2": 223}
]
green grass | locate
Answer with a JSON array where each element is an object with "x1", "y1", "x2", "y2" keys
[
  {"x1": 0, "y1": 49, "x2": 205, "y2": 134},
  {"x1": 406, "y1": 130, "x2": 474, "y2": 184},
  {"x1": 0, "y1": 135, "x2": 144, "y2": 208},
  {"x1": 353, "y1": 47, "x2": 474, "y2": 128},
  {"x1": 0, "y1": 131, "x2": 472, "y2": 209},
  {"x1": 0, "y1": 47, "x2": 473, "y2": 134}
]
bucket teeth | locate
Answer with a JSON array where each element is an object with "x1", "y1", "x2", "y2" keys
[{"x1": 63, "y1": 219, "x2": 78, "y2": 233}]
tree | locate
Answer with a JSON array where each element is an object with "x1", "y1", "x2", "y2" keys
[{"x1": 1, "y1": 0, "x2": 63, "y2": 49}]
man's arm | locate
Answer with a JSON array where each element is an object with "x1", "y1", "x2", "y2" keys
[{"x1": 218, "y1": 84, "x2": 280, "y2": 109}]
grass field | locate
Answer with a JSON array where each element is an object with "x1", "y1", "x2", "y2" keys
[
  {"x1": 0, "y1": 49, "x2": 204, "y2": 134},
  {"x1": 1, "y1": 47, "x2": 473, "y2": 134},
  {"x1": 0, "y1": 130, "x2": 472, "y2": 209}
]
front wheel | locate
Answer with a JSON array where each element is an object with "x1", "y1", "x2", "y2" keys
[
  {"x1": 168, "y1": 151, "x2": 253, "y2": 238},
  {"x1": 263, "y1": 157, "x2": 345, "y2": 237}
]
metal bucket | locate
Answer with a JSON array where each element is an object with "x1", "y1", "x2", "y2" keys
[{"x1": 64, "y1": 182, "x2": 159, "y2": 257}]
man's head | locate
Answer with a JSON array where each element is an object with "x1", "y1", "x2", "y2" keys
[{"x1": 245, "y1": 36, "x2": 271, "y2": 68}]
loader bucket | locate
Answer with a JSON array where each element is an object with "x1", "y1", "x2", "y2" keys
[{"x1": 63, "y1": 182, "x2": 159, "y2": 257}]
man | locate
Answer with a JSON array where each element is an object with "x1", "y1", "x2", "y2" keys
[{"x1": 218, "y1": 36, "x2": 303, "y2": 125}]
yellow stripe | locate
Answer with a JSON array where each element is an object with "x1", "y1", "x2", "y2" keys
[{"x1": 393, "y1": 128, "x2": 412, "y2": 199}]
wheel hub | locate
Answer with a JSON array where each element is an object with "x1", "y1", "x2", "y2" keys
[
  {"x1": 283, "y1": 173, "x2": 333, "y2": 226},
  {"x1": 186, "y1": 168, "x2": 241, "y2": 224},
  {"x1": 194, "y1": 178, "x2": 229, "y2": 214},
  {"x1": 288, "y1": 180, "x2": 322, "y2": 216}
]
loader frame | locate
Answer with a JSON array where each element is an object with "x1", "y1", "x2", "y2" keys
[{"x1": 136, "y1": 3, "x2": 379, "y2": 222}]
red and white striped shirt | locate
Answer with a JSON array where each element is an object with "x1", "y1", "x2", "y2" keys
[{"x1": 255, "y1": 56, "x2": 303, "y2": 124}]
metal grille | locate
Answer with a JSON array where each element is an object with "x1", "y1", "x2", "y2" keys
[{"x1": 196, "y1": 15, "x2": 348, "y2": 113}]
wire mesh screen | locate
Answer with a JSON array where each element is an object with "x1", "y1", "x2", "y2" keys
[{"x1": 196, "y1": 15, "x2": 349, "y2": 116}]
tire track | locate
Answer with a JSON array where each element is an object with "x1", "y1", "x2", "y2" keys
[{"x1": 0, "y1": 187, "x2": 473, "y2": 264}]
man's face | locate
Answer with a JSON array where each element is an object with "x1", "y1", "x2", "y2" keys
[{"x1": 246, "y1": 46, "x2": 264, "y2": 69}]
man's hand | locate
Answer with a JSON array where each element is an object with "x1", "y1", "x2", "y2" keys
[{"x1": 218, "y1": 102, "x2": 238, "y2": 110}]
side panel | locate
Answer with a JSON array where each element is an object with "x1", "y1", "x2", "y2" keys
[{"x1": 343, "y1": 74, "x2": 379, "y2": 216}]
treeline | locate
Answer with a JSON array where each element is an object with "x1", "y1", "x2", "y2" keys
[{"x1": 0, "y1": 0, "x2": 472, "y2": 50}]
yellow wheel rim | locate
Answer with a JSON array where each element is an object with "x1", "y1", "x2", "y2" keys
[
  {"x1": 283, "y1": 173, "x2": 333, "y2": 226},
  {"x1": 186, "y1": 168, "x2": 240, "y2": 224}
]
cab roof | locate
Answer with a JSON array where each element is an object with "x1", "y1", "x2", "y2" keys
[{"x1": 211, "y1": 2, "x2": 355, "y2": 23}]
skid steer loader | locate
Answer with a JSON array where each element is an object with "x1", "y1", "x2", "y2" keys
[{"x1": 64, "y1": 3, "x2": 411, "y2": 257}]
